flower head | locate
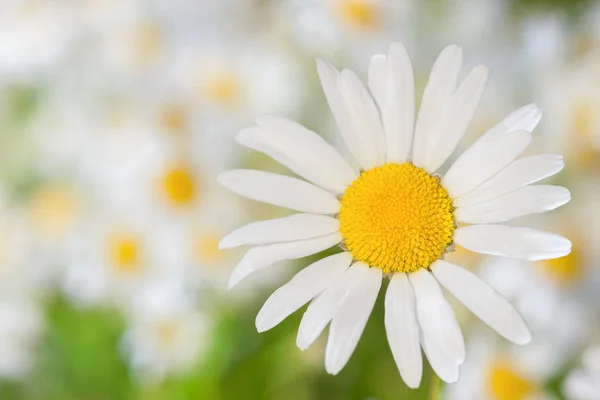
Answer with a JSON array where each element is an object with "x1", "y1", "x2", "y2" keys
[{"x1": 218, "y1": 43, "x2": 571, "y2": 387}]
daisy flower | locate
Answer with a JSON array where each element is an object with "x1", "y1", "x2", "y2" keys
[
  {"x1": 563, "y1": 346, "x2": 600, "y2": 400},
  {"x1": 218, "y1": 43, "x2": 571, "y2": 387}
]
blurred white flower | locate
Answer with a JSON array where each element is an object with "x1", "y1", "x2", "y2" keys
[
  {"x1": 538, "y1": 53, "x2": 600, "y2": 164},
  {"x1": 120, "y1": 278, "x2": 211, "y2": 383},
  {"x1": 445, "y1": 332, "x2": 555, "y2": 400},
  {"x1": 478, "y1": 257, "x2": 587, "y2": 380},
  {"x1": 0, "y1": 0, "x2": 76, "y2": 81},
  {"x1": 563, "y1": 346, "x2": 600, "y2": 400},
  {"x1": 61, "y1": 207, "x2": 167, "y2": 308},
  {"x1": 0, "y1": 297, "x2": 44, "y2": 380},
  {"x1": 278, "y1": 0, "x2": 414, "y2": 59}
]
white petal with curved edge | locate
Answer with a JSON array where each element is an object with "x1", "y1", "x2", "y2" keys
[
  {"x1": 442, "y1": 103, "x2": 541, "y2": 197},
  {"x1": 378, "y1": 42, "x2": 415, "y2": 163},
  {"x1": 420, "y1": 334, "x2": 460, "y2": 383},
  {"x1": 220, "y1": 214, "x2": 340, "y2": 249},
  {"x1": 454, "y1": 225, "x2": 571, "y2": 261},
  {"x1": 455, "y1": 185, "x2": 571, "y2": 224},
  {"x1": 339, "y1": 69, "x2": 386, "y2": 167},
  {"x1": 442, "y1": 130, "x2": 532, "y2": 198},
  {"x1": 368, "y1": 54, "x2": 386, "y2": 105},
  {"x1": 218, "y1": 170, "x2": 340, "y2": 214},
  {"x1": 426, "y1": 65, "x2": 488, "y2": 173},
  {"x1": 385, "y1": 273, "x2": 422, "y2": 388},
  {"x1": 297, "y1": 262, "x2": 368, "y2": 350},
  {"x1": 432, "y1": 260, "x2": 531, "y2": 345},
  {"x1": 410, "y1": 269, "x2": 465, "y2": 365},
  {"x1": 228, "y1": 233, "x2": 342, "y2": 289},
  {"x1": 237, "y1": 118, "x2": 357, "y2": 193},
  {"x1": 256, "y1": 115, "x2": 357, "y2": 187},
  {"x1": 325, "y1": 263, "x2": 382, "y2": 374},
  {"x1": 255, "y1": 252, "x2": 352, "y2": 332},
  {"x1": 564, "y1": 370, "x2": 600, "y2": 399},
  {"x1": 317, "y1": 59, "x2": 374, "y2": 170},
  {"x1": 412, "y1": 45, "x2": 463, "y2": 167},
  {"x1": 454, "y1": 154, "x2": 564, "y2": 207}
]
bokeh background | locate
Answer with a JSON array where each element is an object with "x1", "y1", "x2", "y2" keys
[{"x1": 0, "y1": 0, "x2": 599, "y2": 399}]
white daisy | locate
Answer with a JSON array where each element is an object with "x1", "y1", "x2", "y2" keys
[
  {"x1": 120, "y1": 278, "x2": 211, "y2": 383},
  {"x1": 218, "y1": 43, "x2": 571, "y2": 387},
  {"x1": 0, "y1": 296, "x2": 44, "y2": 380},
  {"x1": 563, "y1": 346, "x2": 600, "y2": 400}
]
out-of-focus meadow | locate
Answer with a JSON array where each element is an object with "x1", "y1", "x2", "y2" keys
[{"x1": 0, "y1": 0, "x2": 599, "y2": 399}]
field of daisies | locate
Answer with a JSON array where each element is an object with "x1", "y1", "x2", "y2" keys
[{"x1": 1, "y1": 0, "x2": 600, "y2": 399}]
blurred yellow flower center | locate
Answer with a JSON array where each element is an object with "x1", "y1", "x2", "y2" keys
[
  {"x1": 487, "y1": 361, "x2": 534, "y2": 400},
  {"x1": 339, "y1": 163, "x2": 455, "y2": 274},
  {"x1": 109, "y1": 234, "x2": 142, "y2": 273},
  {"x1": 159, "y1": 104, "x2": 188, "y2": 135},
  {"x1": 161, "y1": 166, "x2": 197, "y2": 206},
  {"x1": 29, "y1": 184, "x2": 78, "y2": 237},
  {"x1": 542, "y1": 242, "x2": 584, "y2": 286},
  {"x1": 339, "y1": 0, "x2": 378, "y2": 28},
  {"x1": 155, "y1": 321, "x2": 179, "y2": 346},
  {"x1": 132, "y1": 22, "x2": 164, "y2": 67},
  {"x1": 194, "y1": 233, "x2": 224, "y2": 264},
  {"x1": 572, "y1": 102, "x2": 594, "y2": 139},
  {"x1": 204, "y1": 72, "x2": 241, "y2": 106}
]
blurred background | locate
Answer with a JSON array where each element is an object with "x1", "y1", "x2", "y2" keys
[{"x1": 0, "y1": 0, "x2": 599, "y2": 399}]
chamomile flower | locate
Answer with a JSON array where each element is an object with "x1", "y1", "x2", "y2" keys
[
  {"x1": 121, "y1": 278, "x2": 211, "y2": 383},
  {"x1": 218, "y1": 43, "x2": 572, "y2": 387},
  {"x1": 563, "y1": 346, "x2": 600, "y2": 400}
]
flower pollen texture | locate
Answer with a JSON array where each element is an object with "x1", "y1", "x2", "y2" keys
[{"x1": 339, "y1": 163, "x2": 455, "y2": 274}]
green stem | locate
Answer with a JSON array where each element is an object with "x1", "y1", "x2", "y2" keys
[{"x1": 429, "y1": 373, "x2": 441, "y2": 400}]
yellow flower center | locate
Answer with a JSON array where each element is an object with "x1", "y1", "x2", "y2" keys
[
  {"x1": 109, "y1": 234, "x2": 142, "y2": 273},
  {"x1": 338, "y1": 0, "x2": 378, "y2": 29},
  {"x1": 339, "y1": 163, "x2": 455, "y2": 274},
  {"x1": 29, "y1": 184, "x2": 78, "y2": 238},
  {"x1": 194, "y1": 233, "x2": 224, "y2": 264},
  {"x1": 161, "y1": 166, "x2": 197, "y2": 206},
  {"x1": 203, "y1": 72, "x2": 241, "y2": 106},
  {"x1": 487, "y1": 361, "x2": 534, "y2": 400},
  {"x1": 159, "y1": 104, "x2": 188, "y2": 135}
]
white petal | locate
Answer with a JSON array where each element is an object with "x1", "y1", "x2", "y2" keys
[
  {"x1": 455, "y1": 185, "x2": 571, "y2": 224},
  {"x1": 379, "y1": 42, "x2": 415, "y2": 163},
  {"x1": 432, "y1": 260, "x2": 531, "y2": 345},
  {"x1": 238, "y1": 116, "x2": 357, "y2": 193},
  {"x1": 317, "y1": 59, "x2": 377, "y2": 170},
  {"x1": 218, "y1": 170, "x2": 340, "y2": 214},
  {"x1": 297, "y1": 262, "x2": 367, "y2": 350},
  {"x1": 325, "y1": 263, "x2": 382, "y2": 374},
  {"x1": 454, "y1": 225, "x2": 572, "y2": 261},
  {"x1": 496, "y1": 103, "x2": 543, "y2": 132},
  {"x1": 228, "y1": 233, "x2": 342, "y2": 289},
  {"x1": 385, "y1": 273, "x2": 423, "y2": 388},
  {"x1": 220, "y1": 214, "x2": 340, "y2": 249},
  {"x1": 367, "y1": 54, "x2": 386, "y2": 105},
  {"x1": 420, "y1": 335, "x2": 460, "y2": 383},
  {"x1": 409, "y1": 269, "x2": 465, "y2": 365},
  {"x1": 454, "y1": 154, "x2": 564, "y2": 207},
  {"x1": 442, "y1": 129, "x2": 532, "y2": 198},
  {"x1": 426, "y1": 66, "x2": 488, "y2": 172},
  {"x1": 338, "y1": 68, "x2": 386, "y2": 167},
  {"x1": 442, "y1": 103, "x2": 541, "y2": 197},
  {"x1": 412, "y1": 45, "x2": 463, "y2": 168},
  {"x1": 255, "y1": 252, "x2": 352, "y2": 332}
]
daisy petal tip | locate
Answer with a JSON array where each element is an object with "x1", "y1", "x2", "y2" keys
[
  {"x1": 296, "y1": 336, "x2": 309, "y2": 351},
  {"x1": 227, "y1": 272, "x2": 244, "y2": 290}
]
